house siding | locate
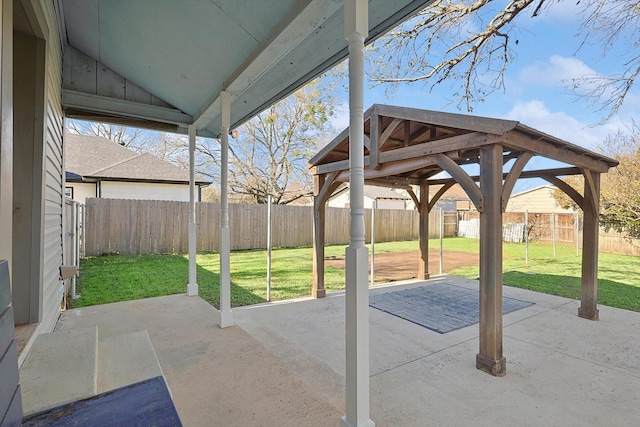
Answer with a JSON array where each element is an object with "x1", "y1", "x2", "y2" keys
[
  {"x1": 39, "y1": 0, "x2": 65, "y2": 334},
  {"x1": 506, "y1": 186, "x2": 574, "y2": 214},
  {"x1": 100, "y1": 181, "x2": 192, "y2": 202}
]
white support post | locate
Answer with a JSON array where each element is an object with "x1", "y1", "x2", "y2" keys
[
  {"x1": 342, "y1": 1, "x2": 374, "y2": 426},
  {"x1": 219, "y1": 91, "x2": 233, "y2": 328},
  {"x1": 187, "y1": 124, "x2": 199, "y2": 296}
]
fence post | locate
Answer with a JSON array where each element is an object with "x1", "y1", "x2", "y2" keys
[
  {"x1": 575, "y1": 211, "x2": 580, "y2": 257},
  {"x1": 551, "y1": 211, "x2": 557, "y2": 260},
  {"x1": 525, "y1": 209, "x2": 529, "y2": 267}
]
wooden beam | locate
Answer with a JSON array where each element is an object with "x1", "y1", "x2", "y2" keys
[
  {"x1": 404, "y1": 120, "x2": 411, "y2": 146},
  {"x1": 428, "y1": 182, "x2": 455, "y2": 213},
  {"x1": 501, "y1": 152, "x2": 533, "y2": 211},
  {"x1": 541, "y1": 174, "x2": 584, "y2": 209},
  {"x1": 364, "y1": 178, "x2": 414, "y2": 191},
  {"x1": 317, "y1": 171, "x2": 341, "y2": 206},
  {"x1": 579, "y1": 171, "x2": 601, "y2": 320},
  {"x1": 378, "y1": 132, "x2": 492, "y2": 164},
  {"x1": 374, "y1": 104, "x2": 517, "y2": 135},
  {"x1": 312, "y1": 174, "x2": 326, "y2": 298},
  {"x1": 369, "y1": 114, "x2": 381, "y2": 169},
  {"x1": 502, "y1": 131, "x2": 611, "y2": 173},
  {"x1": 434, "y1": 154, "x2": 484, "y2": 212},
  {"x1": 365, "y1": 176, "x2": 421, "y2": 187},
  {"x1": 476, "y1": 144, "x2": 506, "y2": 376},
  {"x1": 582, "y1": 168, "x2": 598, "y2": 214},
  {"x1": 379, "y1": 118, "x2": 403, "y2": 151},
  {"x1": 418, "y1": 180, "x2": 429, "y2": 279},
  {"x1": 313, "y1": 154, "x2": 371, "y2": 175},
  {"x1": 427, "y1": 166, "x2": 584, "y2": 186},
  {"x1": 407, "y1": 187, "x2": 420, "y2": 209},
  {"x1": 336, "y1": 155, "x2": 445, "y2": 183}
]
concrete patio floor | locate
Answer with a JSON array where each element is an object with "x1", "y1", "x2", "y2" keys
[{"x1": 55, "y1": 275, "x2": 640, "y2": 426}]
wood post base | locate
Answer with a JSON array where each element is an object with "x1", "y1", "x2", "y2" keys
[
  {"x1": 313, "y1": 289, "x2": 326, "y2": 299},
  {"x1": 578, "y1": 306, "x2": 599, "y2": 320},
  {"x1": 476, "y1": 353, "x2": 506, "y2": 377}
]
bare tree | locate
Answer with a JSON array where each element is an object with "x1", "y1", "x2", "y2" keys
[
  {"x1": 66, "y1": 119, "x2": 149, "y2": 150},
  {"x1": 368, "y1": 0, "x2": 640, "y2": 119},
  {"x1": 195, "y1": 84, "x2": 336, "y2": 204},
  {"x1": 554, "y1": 121, "x2": 640, "y2": 237}
]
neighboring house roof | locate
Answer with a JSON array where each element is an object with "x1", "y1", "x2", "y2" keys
[
  {"x1": 510, "y1": 184, "x2": 556, "y2": 198},
  {"x1": 65, "y1": 133, "x2": 210, "y2": 185},
  {"x1": 333, "y1": 184, "x2": 409, "y2": 200}
]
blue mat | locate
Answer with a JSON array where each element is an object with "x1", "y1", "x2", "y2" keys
[
  {"x1": 369, "y1": 283, "x2": 534, "y2": 334},
  {"x1": 22, "y1": 376, "x2": 182, "y2": 427}
]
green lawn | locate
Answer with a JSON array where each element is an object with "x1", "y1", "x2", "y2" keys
[{"x1": 73, "y1": 238, "x2": 640, "y2": 312}]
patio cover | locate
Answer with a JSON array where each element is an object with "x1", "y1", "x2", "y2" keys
[
  {"x1": 60, "y1": 2, "x2": 436, "y2": 426},
  {"x1": 60, "y1": 0, "x2": 430, "y2": 137},
  {"x1": 308, "y1": 103, "x2": 619, "y2": 376}
]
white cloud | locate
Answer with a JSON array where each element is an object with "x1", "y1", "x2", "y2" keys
[
  {"x1": 505, "y1": 100, "x2": 617, "y2": 150},
  {"x1": 519, "y1": 55, "x2": 598, "y2": 87}
]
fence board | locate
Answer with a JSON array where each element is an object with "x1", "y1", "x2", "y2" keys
[
  {"x1": 85, "y1": 199, "x2": 457, "y2": 256},
  {"x1": 85, "y1": 199, "x2": 640, "y2": 257}
]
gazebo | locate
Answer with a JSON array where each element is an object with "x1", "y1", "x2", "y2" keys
[{"x1": 309, "y1": 104, "x2": 618, "y2": 376}]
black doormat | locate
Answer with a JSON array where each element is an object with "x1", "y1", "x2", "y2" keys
[{"x1": 369, "y1": 283, "x2": 534, "y2": 334}]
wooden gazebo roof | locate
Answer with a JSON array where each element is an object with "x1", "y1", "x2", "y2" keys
[{"x1": 309, "y1": 104, "x2": 618, "y2": 192}]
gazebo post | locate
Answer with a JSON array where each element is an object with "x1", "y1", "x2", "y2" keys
[
  {"x1": 418, "y1": 180, "x2": 430, "y2": 279},
  {"x1": 476, "y1": 144, "x2": 506, "y2": 376},
  {"x1": 312, "y1": 174, "x2": 326, "y2": 298},
  {"x1": 578, "y1": 171, "x2": 600, "y2": 320}
]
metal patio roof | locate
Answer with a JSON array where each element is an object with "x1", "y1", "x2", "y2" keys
[{"x1": 60, "y1": 0, "x2": 434, "y2": 137}]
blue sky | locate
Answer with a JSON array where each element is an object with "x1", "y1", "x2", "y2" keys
[{"x1": 328, "y1": 2, "x2": 639, "y2": 193}]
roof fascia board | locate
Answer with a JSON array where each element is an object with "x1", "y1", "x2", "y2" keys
[
  {"x1": 63, "y1": 90, "x2": 193, "y2": 126},
  {"x1": 374, "y1": 104, "x2": 519, "y2": 135}
]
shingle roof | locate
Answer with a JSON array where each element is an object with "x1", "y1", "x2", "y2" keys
[{"x1": 65, "y1": 133, "x2": 210, "y2": 184}]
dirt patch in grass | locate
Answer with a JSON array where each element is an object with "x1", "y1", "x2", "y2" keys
[{"x1": 325, "y1": 249, "x2": 479, "y2": 282}]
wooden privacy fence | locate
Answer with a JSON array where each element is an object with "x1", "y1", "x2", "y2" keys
[
  {"x1": 85, "y1": 198, "x2": 457, "y2": 256},
  {"x1": 460, "y1": 211, "x2": 640, "y2": 257}
]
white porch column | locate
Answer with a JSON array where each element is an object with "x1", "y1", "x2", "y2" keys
[
  {"x1": 342, "y1": 1, "x2": 374, "y2": 426},
  {"x1": 219, "y1": 91, "x2": 233, "y2": 328},
  {"x1": 187, "y1": 124, "x2": 198, "y2": 296}
]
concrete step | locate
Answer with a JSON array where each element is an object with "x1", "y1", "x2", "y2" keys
[
  {"x1": 19, "y1": 326, "x2": 98, "y2": 416},
  {"x1": 97, "y1": 330, "x2": 164, "y2": 393}
]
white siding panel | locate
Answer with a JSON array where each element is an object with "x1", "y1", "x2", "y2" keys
[
  {"x1": 38, "y1": 0, "x2": 64, "y2": 334},
  {"x1": 68, "y1": 182, "x2": 96, "y2": 203},
  {"x1": 101, "y1": 181, "x2": 191, "y2": 202}
]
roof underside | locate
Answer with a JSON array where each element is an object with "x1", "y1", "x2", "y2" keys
[
  {"x1": 61, "y1": 0, "x2": 434, "y2": 137},
  {"x1": 309, "y1": 104, "x2": 619, "y2": 188}
]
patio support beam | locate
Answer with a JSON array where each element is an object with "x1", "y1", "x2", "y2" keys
[
  {"x1": 501, "y1": 152, "x2": 533, "y2": 211},
  {"x1": 418, "y1": 180, "x2": 430, "y2": 280},
  {"x1": 476, "y1": 144, "x2": 506, "y2": 377},
  {"x1": 428, "y1": 181, "x2": 455, "y2": 213},
  {"x1": 187, "y1": 124, "x2": 198, "y2": 296},
  {"x1": 578, "y1": 169, "x2": 600, "y2": 320},
  {"x1": 219, "y1": 91, "x2": 233, "y2": 328},
  {"x1": 342, "y1": 0, "x2": 374, "y2": 426}
]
